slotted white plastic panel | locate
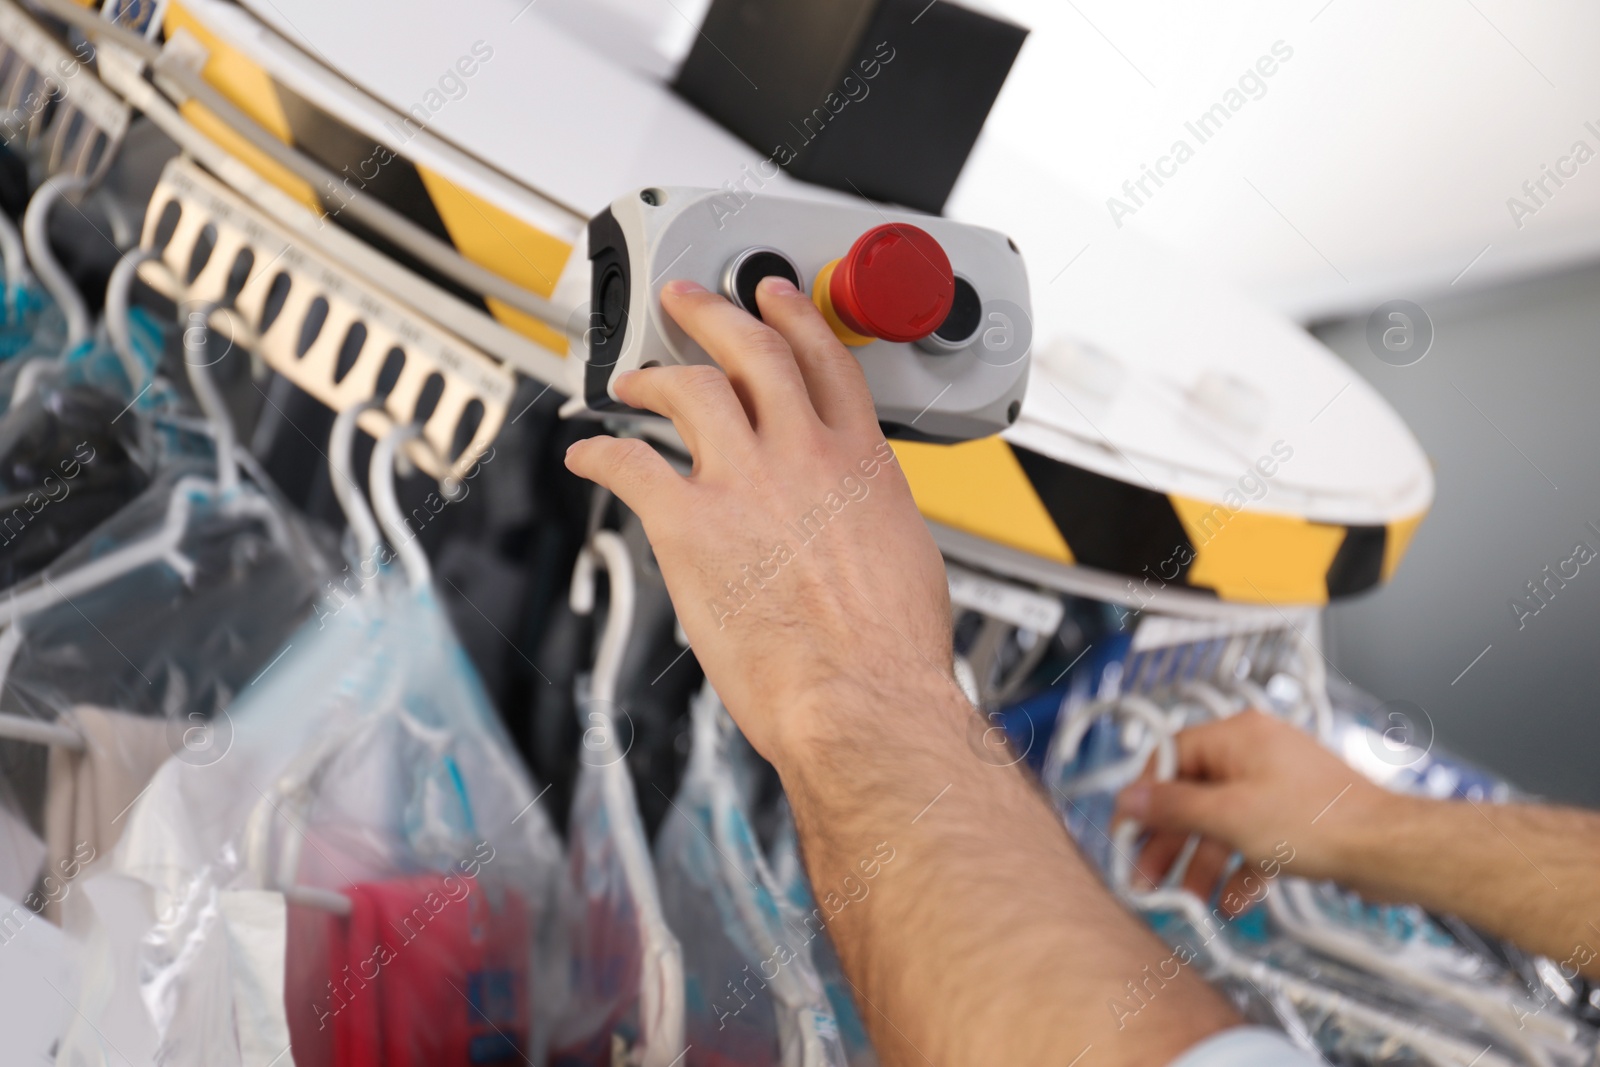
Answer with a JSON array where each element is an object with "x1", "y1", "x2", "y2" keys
[{"x1": 140, "y1": 158, "x2": 514, "y2": 480}]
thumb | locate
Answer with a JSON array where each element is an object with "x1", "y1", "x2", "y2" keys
[
  {"x1": 1116, "y1": 779, "x2": 1238, "y2": 841},
  {"x1": 564, "y1": 435, "x2": 682, "y2": 517}
]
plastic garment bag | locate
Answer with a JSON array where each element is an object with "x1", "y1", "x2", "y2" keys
[
  {"x1": 56, "y1": 575, "x2": 568, "y2": 1067},
  {"x1": 769, "y1": 812, "x2": 876, "y2": 1067},
  {"x1": 0, "y1": 459, "x2": 328, "y2": 942},
  {"x1": 0, "y1": 208, "x2": 63, "y2": 362},
  {"x1": 0, "y1": 307, "x2": 166, "y2": 416},
  {"x1": 0, "y1": 269, "x2": 62, "y2": 363},
  {"x1": 0, "y1": 381, "x2": 154, "y2": 588},
  {"x1": 0, "y1": 461, "x2": 329, "y2": 723},
  {"x1": 550, "y1": 529, "x2": 684, "y2": 1066},
  {"x1": 654, "y1": 684, "x2": 846, "y2": 1067},
  {"x1": 0, "y1": 188, "x2": 173, "y2": 418},
  {"x1": 0, "y1": 244, "x2": 179, "y2": 587}
]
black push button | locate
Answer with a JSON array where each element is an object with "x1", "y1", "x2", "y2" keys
[{"x1": 722, "y1": 247, "x2": 802, "y2": 321}]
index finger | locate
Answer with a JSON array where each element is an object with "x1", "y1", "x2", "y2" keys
[
  {"x1": 660, "y1": 281, "x2": 815, "y2": 434},
  {"x1": 1172, "y1": 714, "x2": 1256, "y2": 782}
]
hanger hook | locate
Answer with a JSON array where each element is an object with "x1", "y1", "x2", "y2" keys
[
  {"x1": 0, "y1": 210, "x2": 29, "y2": 309},
  {"x1": 181, "y1": 298, "x2": 241, "y2": 495},
  {"x1": 21, "y1": 174, "x2": 93, "y2": 354},
  {"x1": 370, "y1": 422, "x2": 459, "y2": 591},
  {"x1": 569, "y1": 529, "x2": 635, "y2": 707},
  {"x1": 90, "y1": 186, "x2": 136, "y2": 251},
  {"x1": 329, "y1": 400, "x2": 384, "y2": 568},
  {"x1": 106, "y1": 247, "x2": 178, "y2": 397}
]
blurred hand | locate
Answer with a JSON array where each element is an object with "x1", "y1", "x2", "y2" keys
[
  {"x1": 564, "y1": 277, "x2": 964, "y2": 766},
  {"x1": 1114, "y1": 710, "x2": 1388, "y2": 911}
]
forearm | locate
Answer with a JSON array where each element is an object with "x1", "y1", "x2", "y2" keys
[
  {"x1": 1328, "y1": 792, "x2": 1600, "y2": 977},
  {"x1": 779, "y1": 682, "x2": 1240, "y2": 1067}
]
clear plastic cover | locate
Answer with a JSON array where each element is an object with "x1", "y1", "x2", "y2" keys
[
  {"x1": 770, "y1": 809, "x2": 877, "y2": 1067},
  {"x1": 0, "y1": 282, "x2": 61, "y2": 362},
  {"x1": 551, "y1": 674, "x2": 684, "y2": 1067},
  {"x1": 0, "y1": 381, "x2": 156, "y2": 589},
  {"x1": 54, "y1": 577, "x2": 568, "y2": 1067},
  {"x1": 0, "y1": 306, "x2": 169, "y2": 418},
  {"x1": 653, "y1": 685, "x2": 845, "y2": 1067},
  {"x1": 1, "y1": 464, "x2": 330, "y2": 723},
  {"x1": 0, "y1": 463, "x2": 330, "y2": 923}
]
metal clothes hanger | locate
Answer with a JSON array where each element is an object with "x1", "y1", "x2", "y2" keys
[
  {"x1": 1073, "y1": 636, "x2": 1573, "y2": 1066},
  {"x1": 328, "y1": 400, "x2": 384, "y2": 569},
  {"x1": 369, "y1": 422, "x2": 462, "y2": 592},
  {"x1": 569, "y1": 526, "x2": 687, "y2": 1067},
  {"x1": 19, "y1": 175, "x2": 92, "y2": 358},
  {"x1": 0, "y1": 276, "x2": 293, "y2": 742},
  {"x1": 237, "y1": 414, "x2": 440, "y2": 919},
  {"x1": 104, "y1": 245, "x2": 170, "y2": 394},
  {"x1": 0, "y1": 208, "x2": 30, "y2": 319}
]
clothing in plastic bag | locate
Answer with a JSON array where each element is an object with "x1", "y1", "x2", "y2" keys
[
  {"x1": 40, "y1": 704, "x2": 171, "y2": 922},
  {"x1": 0, "y1": 321, "x2": 153, "y2": 418},
  {"x1": 551, "y1": 671, "x2": 684, "y2": 1067},
  {"x1": 769, "y1": 809, "x2": 876, "y2": 1067},
  {"x1": 0, "y1": 458, "x2": 329, "y2": 922},
  {"x1": 0, "y1": 277, "x2": 62, "y2": 361},
  {"x1": 654, "y1": 685, "x2": 845, "y2": 1067},
  {"x1": 329, "y1": 874, "x2": 533, "y2": 1067},
  {"x1": 55, "y1": 576, "x2": 568, "y2": 1067},
  {"x1": 0, "y1": 381, "x2": 155, "y2": 588},
  {"x1": 0, "y1": 461, "x2": 331, "y2": 724}
]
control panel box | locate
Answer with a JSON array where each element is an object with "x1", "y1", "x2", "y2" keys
[{"x1": 581, "y1": 186, "x2": 1032, "y2": 442}]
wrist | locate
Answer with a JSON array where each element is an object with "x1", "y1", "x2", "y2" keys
[
  {"x1": 771, "y1": 672, "x2": 974, "y2": 786},
  {"x1": 1312, "y1": 782, "x2": 1415, "y2": 885}
]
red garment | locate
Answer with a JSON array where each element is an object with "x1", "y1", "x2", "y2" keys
[{"x1": 325, "y1": 874, "x2": 530, "y2": 1066}]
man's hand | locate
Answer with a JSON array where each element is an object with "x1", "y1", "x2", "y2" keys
[
  {"x1": 1118, "y1": 711, "x2": 1600, "y2": 979},
  {"x1": 566, "y1": 279, "x2": 1242, "y2": 1066},
  {"x1": 564, "y1": 276, "x2": 960, "y2": 765},
  {"x1": 1115, "y1": 710, "x2": 1385, "y2": 903}
]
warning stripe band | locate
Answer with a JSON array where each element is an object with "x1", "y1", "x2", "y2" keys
[{"x1": 892, "y1": 436, "x2": 1425, "y2": 605}]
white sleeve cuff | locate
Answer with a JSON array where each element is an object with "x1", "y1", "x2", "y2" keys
[{"x1": 1167, "y1": 1026, "x2": 1322, "y2": 1067}]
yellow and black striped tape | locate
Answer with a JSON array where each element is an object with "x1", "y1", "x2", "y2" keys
[
  {"x1": 893, "y1": 436, "x2": 1425, "y2": 605},
  {"x1": 161, "y1": 2, "x2": 573, "y2": 355}
]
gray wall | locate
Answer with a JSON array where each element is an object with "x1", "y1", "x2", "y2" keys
[{"x1": 1314, "y1": 263, "x2": 1600, "y2": 806}]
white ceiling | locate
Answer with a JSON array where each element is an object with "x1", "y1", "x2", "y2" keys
[{"x1": 963, "y1": 0, "x2": 1600, "y2": 319}]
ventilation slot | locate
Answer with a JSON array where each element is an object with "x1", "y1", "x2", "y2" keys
[
  {"x1": 259, "y1": 271, "x2": 293, "y2": 333},
  {"x1": 152, "y1": 198, "x2": 182, "y2": 251},
  {"x1": 333, "y1": 321, "x2": 367, "y2": 384},
  {"x1": 223, "y1": 247, "x2": 255, "y2": 303},
  {"x1": 295, "y1": 296, "x2": 329, "y2": 359},
  {"x1": 451, "y1": 399, "x2": 486, "y2": 461},
  {"x1": 374, "y1": 347, "x2": 406, "y2": 398},
  {"x1": 413, "y1": 372, "x2": 445, "y2": 423}
]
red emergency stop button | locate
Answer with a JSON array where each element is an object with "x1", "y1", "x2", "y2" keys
[{"x1": 816, "y1": 224, "x2": 955, "y2": 345}]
